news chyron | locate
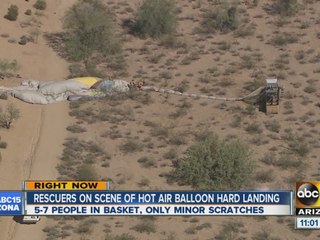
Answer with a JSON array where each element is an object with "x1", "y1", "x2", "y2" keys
[{"x1": 296, "y1": 182, "x2": 320, "y2": 216}]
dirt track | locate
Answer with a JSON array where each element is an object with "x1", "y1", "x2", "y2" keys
[{"x1": 9, "y1": 102, "x2": 70, "y2": 240}]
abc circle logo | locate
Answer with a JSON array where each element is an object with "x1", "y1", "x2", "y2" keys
[{"x1": 297, "y1": 183, "x2": 319, "y2": 205}]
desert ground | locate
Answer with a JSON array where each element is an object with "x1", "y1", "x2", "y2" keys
[{"x1": 0, "y1": 0, "x2": 320, "y2": 239}]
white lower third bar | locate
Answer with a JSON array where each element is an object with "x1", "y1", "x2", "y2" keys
[{"x1": 25, "y1": 204, "x2": 292, "y2": 216}]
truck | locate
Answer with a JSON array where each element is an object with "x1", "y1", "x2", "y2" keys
[{"x1": 22, "y1": 215, "x2": 41, "y2": 224}]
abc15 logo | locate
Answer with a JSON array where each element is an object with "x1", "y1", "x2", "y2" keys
[{"x1": 296, "y1": 182, "x2": 320, "y2": 207}]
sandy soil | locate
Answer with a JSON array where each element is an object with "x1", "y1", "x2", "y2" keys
[{"x1": 0, "y1": 1, "x2": 73, "y2": 239}]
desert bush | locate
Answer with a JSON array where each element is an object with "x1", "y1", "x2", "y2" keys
[
  {"x1": 75, "y1": 219, "x2": 94, "y2": 234},
  {"x1": 169, "y1": 107, "x2": 187, "y2": 119},
  {"x1": 162, "y1": 233, "x2": 177, "y2": 240},
  {"x1": 172, "y1": 134, "x2": 254, "y2": 190},
  {"x1": 0, "y1": 93, "x2": 8, "y2": 100},
  {"x1": 270, "y1": 33, "x2": 298, "y2": 46},
  {"x1": 304, "y1": 84, "x2": 316, "y2": 93},
  {"x1": 260, "y1": 152, "x2": 277, "y2": 165},
  {"x1": 34, "y1": 0, "x2": 47, "y2": 10},
  {"x1": 215, "y1": 221, "x2": 244, "y2": 240},
  {"x1": 197, "y1": 222, "x2": 212, "y2": 230},
  {"x1": 294, "y1": 50, "x2": 305, "y2": 61},
  {"x1": 0, "y1": 33, "x2": 9, "y2": 38},
  {"x1": 68, "y1": 61, "x2": 106, "y2": 78},
  {"x1": 249, "y1": 136, "x2": 269, "y2": 146},
  {"x1": 4, "y1": 5, "x2": 18, "y2": 21},
  {"x1": 29, "y1": 28, "x2": 42, "y2": 43},
  {"x1": 234, "y1": 24, "x2": 255, "y2": 38},
  {"x1": 270, "y1": 0, "x2": 298, "y2": 16},
  {"x1": 127, "y1": 90, "x2": 153, "y2": 105},
  {"x1": 106, "y1": 54, "x2": 127, "y2": 73},
  {"x1": 283, "y1": 131, "x2": 310, "y2": 157},
  {"x1": 185, "y1": 225, "x2": 197, "y2": 234},
  {"x1": 275, "y1": 153, "x2": 303, "y2": 169},
  {"x1": 76, "y1": 164, "x2": 98, "y2": 180},
  {"x1": 309, "y1": 53, "x2": 320, "y2": 64},
  {"x1": 70, "y1": 104, "x2": 134, "y2": 124},
  {"x1": 245, "y1": 104, "x2": 256, "y2": 115},
  {"x1": 218, "y1": 41, "x2": 231, "y2": 51},
  {"x1": 150, "y1": 125, "x2": 169, "y2": 138},
  {"x1": 147, "y1": 53, "x2": 164, "y2": 64},
  {"x1": 18, "y1": 35, "x2": 31, "y2": 45},
  {"x1": 265, "y1": 120, "x2": 281, "y2": 133},
  {"x1": 189, "y1": 217, "x2": 199, "y2": 223},
  {"x1": 120, "y1": 139, "x2": 143, "y2": 153},
  {"x1": 8, "y1": 38, "x2": 16, "y2": 44},
  {"x1": 144, "y1": 120, "x2": 157, "y2": 127},
  {"x1": 175, "y1": 80, "x2": 189, "y2": 93},
  {"x1": 137, "y1": 156, "x2": 156, "y2": 168},
  {"x1": 283, "y1": 101, "x2": 293, "y2": 110},
  {"x1": 169, "y1": 133, "x2": 187, "y2": 145},
  {"x1": 245, "y1": 122, "x2": 262, "y2": 134},
  {"x1": 252, "y1": 229, "x2": 281, "y2": 240},
  {"x1": 101, "y1": 129, "x2": 122, "y2": 139},
  {"x1": 43, "y1": 226, "x2": 60, "y2": 240},
  {"x1": 68, "y1": 63, "x2": 87, "y2": 78},
  {"x1": 169, "y1": 101, "x2": 191, "y2": 119},
  {"x1": 138, "y1": 178, "x2": 150, "y2": 187},
  {"x1": 256, "y1": 151, "x2": 303, "y2": 170},
  {"x1": 159, "y1": 35, "x2": 187, "y2": 49},
  {"x1": 106, "y1": 233, "x2": 137, "y2": 240},
  {"x1": 134, "y1": 0, "x2": 177, "y2": 38},
  {"x1": 0, "y1": 104, "x2": 20, "y2": 129},
  {"x1": 25, "y1": 9, "x2": 32, "y2": 16},
  {"x1": 58, "y1": 138, "x2": 109, "y2": 179},
  {"x1": 194, "y1": 130, "x2": 214, "y2": 142},
  {"x1": 69, "y1": 106, "x2": 96, "y2": 124},
  {"x1": 244, "y1": 72, "x2": 265, "y2": 92},
  {"x1": 255, "y1": 170, "x2": 273, "y2": 183},
  {"x1": 63, "y1": 0, "x2": 121, "y2": 61},
  {"x1": 253, "y1": 0, "x2": 259, "y2": 7},
  {"x1": 240, "y1": 55, "x2": 255, "y2": 69},
  {"x1": 66, "y1": 124, "x2": 87, "y2": 133},
  {"x1": 201, "y1": 3, "x2": 238, "y2": 33},
  {"x1": 230, "y1": 115, "x2": 241, "y2": 128},
  {"x1": 163, "y1": 148, "x2": 177, "y2": 159},
  {"x1": 273, "y1": 55, "x2": 289, "y2": 70},
  {"x1": 0, "y1": 141, "x2": 7, "y2": 149},
  {"x1": 131, "y1": 220, "x2": 156, "y2": 234},
  {"x1": 159, "y1": 71, "x2": 173, "y2": 80}
]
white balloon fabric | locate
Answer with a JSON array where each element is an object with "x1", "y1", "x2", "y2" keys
[{"x1": 8, "y1": 78, "x2": 131, "y2": 104}]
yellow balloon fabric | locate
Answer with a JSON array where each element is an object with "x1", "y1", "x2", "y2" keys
[{"x1": 73, "y1": 77, "x2": 101, "y2": 87}]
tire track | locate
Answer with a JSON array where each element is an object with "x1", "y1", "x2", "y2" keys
[
  {"x1": 6, "y1": 107, "x2": 45, "y2": 240},
  {"x1": 24, "y1": 107, "x2": 45, "y2": 179}
]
